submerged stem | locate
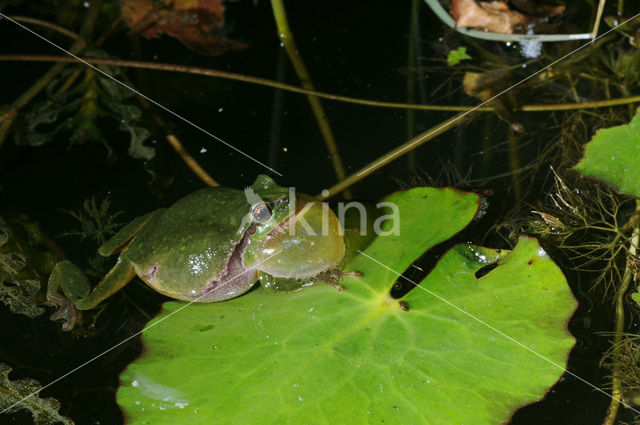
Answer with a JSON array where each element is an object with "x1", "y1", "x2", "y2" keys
[{"x1": 603, "y1": 199, "x2": 640, "y2": 425}]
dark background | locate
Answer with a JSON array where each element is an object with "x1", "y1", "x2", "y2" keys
[{"x1": 0, "y1": 0, "x2": 621, "y2": 424}]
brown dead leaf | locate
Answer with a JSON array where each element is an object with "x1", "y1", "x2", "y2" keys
[
  {"x1": 120, "y1": 0, "x2": 247, "y2": 56},
  {"x1": 463, "y1": 71, "x2": 491, "y2": 101},
  {"x1": 463, "y1": 70, "x2": 524, "y2": 132},
  {"x1": 452, "y1": 0, "x2": 528, "y2": 34}
]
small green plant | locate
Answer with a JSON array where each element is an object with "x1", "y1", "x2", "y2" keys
[
  {"x1": 524, "y1": 170, "x2": 633, "y2": 292},
  {"x1": 446, "y1": 46, "x2": 472, "y2": 66},
  {"x1": 60, "y1": 196, "x2": 124, "y2": 245}
]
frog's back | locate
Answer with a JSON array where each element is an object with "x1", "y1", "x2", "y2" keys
[{"x1": 123, "y1": 187, "x2": 251, "y2": 297}]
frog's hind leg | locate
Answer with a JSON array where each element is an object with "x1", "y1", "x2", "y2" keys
[{"x1": 47, "y1": 259, "x2": 136, "y2": 330}]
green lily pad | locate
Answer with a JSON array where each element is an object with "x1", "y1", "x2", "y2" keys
[
  {"x1": 574, "y1": 107, "x2": 640, "y2": 197},
  {"x1": 118, "y1": 187, "x2": 576, "y2": 424}
]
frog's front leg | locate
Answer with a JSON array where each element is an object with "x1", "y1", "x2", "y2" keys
[{"x1": 47, "y1": 259, "x2": 136, "y2": 330}]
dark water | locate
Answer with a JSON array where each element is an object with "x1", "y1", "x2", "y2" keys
[{"x1": 0, "y1": 0, "x2": 628, "y2": 423}]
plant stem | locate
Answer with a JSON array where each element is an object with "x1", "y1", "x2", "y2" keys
[
  {"x1": 592, "y1": 0, "x2": 606, "y2": 38},
  {"x1": 506, "y1": 131, "x2": 522, "y2": 202},
  {"x1": 53, "y1": 16, "x2": 123, "y2": 98},
  {"x1": 318, "y1": 112, "x2": 477, "y2": 199},
  {"x1": 270, "y1": 0, "x2": 350, "y2": 197},
  {"x1": 165, "y1": 135, "x2": 219, "y2": 187},
  {"x1": 6, "y1": 16, "x2": 79, "y2": 40},
  {"x1": 4, "y1": 55, "x2": 640, "y2": 113},
  {"x1": 603, "y1": 199, "x2": 640, "y2": 425}
]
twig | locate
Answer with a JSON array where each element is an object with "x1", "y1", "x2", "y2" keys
[
  {"x1": 318, "y1": 112, "x2": 477, "y2": 199},
  {"x1": 6, "y1": 16, "x2": 79, "y2": 40},
  {"x1": 270, "y1": 0, "x2": 350, "y2": 197},
  {"x1": 506, "y1": 131, "x2": 522, "y2": 202},
  {"x1": 4, "y1": 55, "x2": 640, "y2": 113},
  {"x1": 54, "y1": 17, "x2": 125, "y2": 97},
  {"x1": 0, "y1": 54, "x2": 490, "y2": 110},
  {"x1": 592, "y1": 0, "x2": 607, "y2": 39},
  {"x1": 165, "y1": 134, "x2": 219, "y2": 187}
]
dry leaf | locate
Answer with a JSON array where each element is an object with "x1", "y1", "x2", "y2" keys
[
  {"x1": 452, "y1": 0, "x2": 528, "y2": 34},
  {"x1": 463, "y1": 70, "x2": 524, "y2": 132},
  {"x1": 120, "y1": 0, "x2": 247, "y2": 55}
]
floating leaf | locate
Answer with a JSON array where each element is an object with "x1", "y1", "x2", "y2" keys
[
  {"x1": 117, "y1": 187, "x2": 576, "y2": 424},
  {"x1": 574, "y1": 107, "x2": 640, "y2": 198},
  {"x1": 447, "y1": 46, "x2": 472, "y2": 66},
  {"x1": 0, "y1": 362, "x2": 74, "y2": 425}
]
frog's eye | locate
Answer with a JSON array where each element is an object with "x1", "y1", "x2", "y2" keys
[{"x1": 252, "y1": 203, "x2": 272, "y2": 223}]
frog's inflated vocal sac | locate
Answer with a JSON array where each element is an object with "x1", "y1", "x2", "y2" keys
[{"x1": 47, "y1": 175, "x2": 356, "y2": 330}]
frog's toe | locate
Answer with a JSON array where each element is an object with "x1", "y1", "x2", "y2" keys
[
  {"x1": 49, "y1": 298, "x2": 80, "y2": 331},
  {"x1": 324, "y1": 279, "x2": 345, "y2": 292},
  {"x1": 318, "y1": 269, "x2": 362, "y2": 292}
]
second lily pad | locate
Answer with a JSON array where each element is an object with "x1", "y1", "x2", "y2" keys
[{"x1": 574, "y1": 107, "x2": 640, "y2": 198}]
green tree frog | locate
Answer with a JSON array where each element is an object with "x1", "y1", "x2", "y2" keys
[{"x1": 47, "y1": 175, "x2": 357, "y2": 330}]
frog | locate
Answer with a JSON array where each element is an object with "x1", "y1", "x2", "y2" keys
[{"x1": 47, "y1": 175, "x2": 359, "y2": 330}]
